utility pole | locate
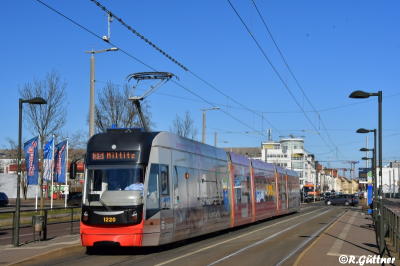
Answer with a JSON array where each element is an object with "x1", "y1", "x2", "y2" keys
[{"x1": 200, "y1": 107, "x2": 219, "y2": 144}]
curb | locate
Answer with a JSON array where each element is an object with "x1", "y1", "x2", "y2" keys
[{"x1": 8, "y1": 244, "x2": 85, "y2": 266}]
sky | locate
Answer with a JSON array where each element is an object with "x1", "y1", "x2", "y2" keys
[{"x1": 1, "y1": 0, "x2": 399, "y2": 176}]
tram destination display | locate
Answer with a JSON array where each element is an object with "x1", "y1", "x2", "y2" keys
[{"x1": 91, "y1": 151, "x2": 139, "y2": 161}]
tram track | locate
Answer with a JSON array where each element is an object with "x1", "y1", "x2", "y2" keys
[
  {"x1": 272, "y1": 209, "x2": 347, "y2": 266},
  {"x1": 24, "y1": 204, "x2": 344, "y2": 266},
  {"x1": 205, "y1": 208, "x2": 339, "y2": 266}
]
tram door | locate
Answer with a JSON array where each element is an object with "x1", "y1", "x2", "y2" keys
[{"x1": 174, "y1": 166, "x2": 190, "y2": 233}]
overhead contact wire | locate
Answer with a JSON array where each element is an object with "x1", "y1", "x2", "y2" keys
[{"x1": 37, "y1": 0, "x2": 266, "y2": 139}]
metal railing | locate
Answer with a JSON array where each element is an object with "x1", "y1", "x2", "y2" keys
[
  {"x1": 0, "y1": 206, "x2": 80, "y2": 246},
  {"x1": 383, "y1": 205, "x2": 400, "y2": 258}
]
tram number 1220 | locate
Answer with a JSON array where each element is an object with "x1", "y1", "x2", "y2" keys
[{"x1": 104, "y1": 217, "x2": 116, "y2": 222}]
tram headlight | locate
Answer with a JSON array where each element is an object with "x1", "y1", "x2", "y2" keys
[
  {"x1": 83, "y1": 211, "x2": 89, "y2": 222},
  {"x1": 131, "y1": 211, "x2": 137, "y2": 222}
]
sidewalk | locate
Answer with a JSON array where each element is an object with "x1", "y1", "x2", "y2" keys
[
  {"x1": 0, "y1": 234, "x2": 83, "y2": 266},
  {"x1": 294, "y1": 207, "x2": 388, "y2": 266}
]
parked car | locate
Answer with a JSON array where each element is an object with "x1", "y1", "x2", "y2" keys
[
  {"x1": 359, "y1": 192, "x2": 365, "y2": 199},
  {"x1": 67, "y1": 193, "x2": 82, "y2": 206},
  {"x1": 319, "y1": 193, "x2": 325, "y2": 200},
  {"x1": 325, "y1": 192, "x2": 332, "y2": 198},
  {"x1": 0, "y1": 192, "x2": 9, "y2": 207},
  {"x1": 350, "y1": 194, "x2": 359, "y2": 205},
  {"x1": 315, "y1": 194, "x2": 321, "y2": 201},
  {"x1": 325, "y1": 194, "x2": 358, "y2": 206}
]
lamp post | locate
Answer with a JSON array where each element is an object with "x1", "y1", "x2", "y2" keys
[
  {"x1": 358, "y1": 128, "x2": 377, "y2": 222},
  {"x1": 362, "y1": 155, "x2": 376, "y2": 221},
  {"x1": 14, "y1": 97, "x2": 47, "y2": 247},
  {"x1": 85, "y1": 47, "x2": 118, "y2": 138},
  {"x1": 200, "y1": 107, "x2": 219, "y2": 143},
  {"x1": 350, "y1": 90, "x2": 383, "y2": 256}
]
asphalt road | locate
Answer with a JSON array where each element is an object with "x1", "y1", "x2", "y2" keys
[
  {"x1": 0, "y1": 199, "x2": 80, "y2": 246},
  {"x1": 0, "y1": 221, "x2": 80, "y2": 246},
  {"x1": 0, "y1": 199, "x2": 68, "y2": 213},
  {"x1": 23, "y1": 202, "x2": 351, "y2": 266}
]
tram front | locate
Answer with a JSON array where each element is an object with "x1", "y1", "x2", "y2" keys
[{"x1": 70, "y1": 130, "x2": 158, "y2": 247}]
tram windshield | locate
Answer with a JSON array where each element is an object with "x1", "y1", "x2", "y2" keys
[{"x1": 85, "y1": 165, "x2": 145, "y2": 196}]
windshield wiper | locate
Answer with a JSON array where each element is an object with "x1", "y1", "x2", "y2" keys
[{"x1": 99, "y1": 198, "x2": 113, "y2": 211}]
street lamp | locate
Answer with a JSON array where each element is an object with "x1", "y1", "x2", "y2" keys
[
  {"x1": 14, "y1": 97, "x2": 47, "y2": 247},
  {"x1": 85, "y1": 47, "x2": 118, "y2": 138},
  {"x1": 200, "y1": 107, "x2": 219, "y2": 143},
  {"x1": 358, "y1": 128, "x2": 377, "y2": 222},
  {"x1": 350, "y1": 90, "x2": 383, "y2": 256}
]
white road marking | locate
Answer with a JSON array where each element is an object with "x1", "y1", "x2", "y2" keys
[{"x1": 155, "y1": 207, "x2": 327, "y2": 266}]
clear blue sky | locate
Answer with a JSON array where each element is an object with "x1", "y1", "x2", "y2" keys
[{"x1": 1, "y1": 0, "x2": 399, "y2": 176}]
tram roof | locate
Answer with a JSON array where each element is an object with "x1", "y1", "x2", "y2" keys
[
  {"x1": 286, "y1": 169, "x2": 299, "y2": 178},
  {"x1": 250, "y1": 158, "x2": 276, "y2": 172},
  {"x1": 86, "y1": 131, "x2": 160, "y2": 164},
  {"x1": 152, "y1": 132, "x2": 228, "y2": 161}
]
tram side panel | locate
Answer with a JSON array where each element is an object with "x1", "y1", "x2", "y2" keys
[
  {"x1": 229, "y1": 154, "x2": 253, "y2": 227},
  {"x1": 252, "y1": 167, "x2": 278, "y2": 222},
  {"x1": 165, "y1": 149, "x2": 231, "y2": 243},
  {"x1": 286, "y1": 170, "x2": 300, "y2": 213},
  {"x1": 275, "y1": 166, "x2": 288, "y2": 215}
]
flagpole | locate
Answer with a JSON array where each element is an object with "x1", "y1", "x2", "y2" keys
[
  {"x1": 36, "y1": 133, "x2": 39, "y2": 210},
  {"x1": 65, "y1": 138, "x2": 69, "y2": 208},
  {"x1": 51, "y1": 135, "x2": 54, "y2": 209}
]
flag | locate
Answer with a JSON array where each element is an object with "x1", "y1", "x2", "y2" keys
[
  {"x1": 24, "y1": 136, "x2": 39, "y2": 185},
  {"x1": 54, "y1": 140, "x2": 67, "y2": 183},
  {"x1": 43, "y1": 138, "x2": 54, "y2": 182}
]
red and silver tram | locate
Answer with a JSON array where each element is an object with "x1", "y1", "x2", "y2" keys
[{"x1": 69, "y1": 130, "x2": 300, "y2": 247}]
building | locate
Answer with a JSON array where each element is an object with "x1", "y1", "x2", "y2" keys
[{"x1": 261, "y1": 134, "x2": 313, "y2": 188}]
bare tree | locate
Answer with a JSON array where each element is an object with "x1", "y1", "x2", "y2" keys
[
  {"x1": 89, "y1": 82, "x2": 156, "y2": 132},
  {"x1": 18, "y1": 69, "x2": 69, "y2": 209},
  {"x1": 56, "y1": 129, "x2": 87, "y2": 161},
  {"x1": 169, "y1": 110, "x2": 199, "y2": 140}
]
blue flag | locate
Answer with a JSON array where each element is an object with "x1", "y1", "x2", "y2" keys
[
  {"x1": 54, "y1": 140, "x2": 67, "y2": 183},
  {"x1": 43, "y1": 138, "x2": 54, "y2": 182},
  {"x1": 24, "y1": 136, "x2": 39, "y2": 185}
]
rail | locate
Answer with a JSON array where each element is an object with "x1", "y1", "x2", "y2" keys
[{"x1": 0, "y1": 206, "x2": 80, "y2": 246}]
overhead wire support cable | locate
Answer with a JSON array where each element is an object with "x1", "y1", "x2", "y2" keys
[
  {"x1": 36, "y1": 0, "x2": 266, "y2": 139},
  {"x1": 89, "y1": 0, "x2": 281, "y2": 135},
  {"x1": 228, "y1": 0, "x2": 348, "y2": 161},
  {"x1": 89, "y1": 0, "x2": 283, "y2": 136},
  {"x1": 91, "y1": 0, "x2": 188, "y2": 72},
  {"x1": 251, "y1": 0, "x2": 346, "y2": 160}
]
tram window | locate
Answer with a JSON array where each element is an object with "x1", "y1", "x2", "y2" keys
[
  {"x1": 209, "y1": 171, "x2": 219, "y2": 205},
  {"x1": 93, "y1": 170, "x2": 102, "y2": 191},
  {"x1": 146, "y1": 164, "x2": 160, "y2": 219},
  {"x1": 255, "y1": 177, "x2": 265, "y2": 203},
  {"x1": 200, "y1": 170, "x2": 208, "y2": 205},
  {"x1": 173, "y1": 166, "x2": 186, "y2": 206},
  {"x1": 160, "y1": 165, "x2": 170, "y2": 210},
  {"x1": 161, "y1": 165, "x2": 169, "y2": 195}
]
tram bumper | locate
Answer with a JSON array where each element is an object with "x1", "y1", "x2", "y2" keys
[
  {"x1": 81, "y1": 233, "x2": 143, "y2": 247},
  {"x1": 80, "y1": 221, "x2": 143, "y2": 247}
]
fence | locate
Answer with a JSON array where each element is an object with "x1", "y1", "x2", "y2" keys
[
  {"x1": 383, "y1": 205, "x2": 400, "y2": 258},
  {"x1": 0, "y1": 206, "x2": 80, "y2": 246}
]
